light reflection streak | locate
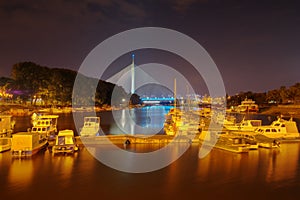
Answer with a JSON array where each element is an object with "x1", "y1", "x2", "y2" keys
[{"x1": 8, "y1": 158, "x2": 34, "y2": 191}]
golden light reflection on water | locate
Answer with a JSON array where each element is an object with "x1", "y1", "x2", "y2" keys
[
  {"x1": 196, "y1": 147, "x2": 245, "y2": 184},
  {"x1": 51, "y1": 153, "x2": 78, "y2": 188},
  {"x1": 8, "y1": 158, "x2": 34, "y2": 191},
  {"x1": 195, "y1": 143, "x2": 300, "y2": 187},
  {"x1": 264, "y1": 143, "x2": 299, "y2": 184}
]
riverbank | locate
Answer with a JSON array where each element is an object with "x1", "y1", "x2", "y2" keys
[
  {"x1": 260, "y1": 105, "x2": 300, "y2": 118},
  {"x1": 0, "y1": 103, "x2": 141, "y2": 116}
]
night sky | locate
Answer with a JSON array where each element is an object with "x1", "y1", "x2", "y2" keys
[{"x1": 1, "y1": 0, "x2": 300, "y2": 95}]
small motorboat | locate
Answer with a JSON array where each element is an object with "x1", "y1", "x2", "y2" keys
[{"x1": 52, "y1": 130, "x2": 78, "y2": 154}]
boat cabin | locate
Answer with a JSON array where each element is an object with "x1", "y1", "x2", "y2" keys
[
  {"x1": 255, "y1": 118, "x2": 299, "y2": 138},
  {"x1": 0, "y1": 115, "x2": 14, "y2": 137},
  {"x1": 80, "y1": 117, "x2": 100, "y2": 137},
  {"x1": 52, "y1": 130, "x2": 78, "y2": 154}
]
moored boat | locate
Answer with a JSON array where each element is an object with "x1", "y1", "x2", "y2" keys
[
  {"x1": 79, "y1": 117, "x2": 100, "y2": 137},
  {"x1": 224, "y1": 118, "x2": 262, "y2": 132},
  {"x1": 11, "y1": 132, "x2": 48, "y2": 157},
  {"x1": 52, "y1": 129, "x2": 78, "y2": 154},
  {"x1": 237, "y1": 98, "x2": 259, "y2": 113},
  {"x1": 231, "y1": 117, "x2": 299, "y2": 148},
  {"x1": 31, "y1": 114, "x2": 59, "y2": 140},
  {"x1": 0, "y1": 115, "x2": 15, "y2": 137},
  {"x1": 0, "y1": 137, "x2": 12, "y2": 152},
  {"x1": 164, "y1": 108, "x2": 201, "y2": 136},
  {"x1": 199, "y1": 131, "x2": 256, "y2": 153},
  {"x1": 255, "y1": 117, "x2": 299, "y2": 139}
]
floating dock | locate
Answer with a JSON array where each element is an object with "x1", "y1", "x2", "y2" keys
[{"x1": 74, "y1": 134, "x2": 200, "y2": 146}]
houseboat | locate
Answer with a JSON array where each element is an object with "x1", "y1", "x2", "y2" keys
[
  {"x1": 31, "y1": 114, "x2": 59, "y2": 140},
  {"x1": 11, "y1": 132, "x2": 48, "y2": 157},
  {"x1": 237, "y1": 99, "x2": 259, "y2": 113}
]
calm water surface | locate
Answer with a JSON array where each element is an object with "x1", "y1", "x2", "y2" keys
[{"x1": 1, "y1": 106, "x2": 300, "y2": 200}]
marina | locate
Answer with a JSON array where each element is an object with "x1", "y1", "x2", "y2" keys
[
  {"x1": 1, "y1": 105, "x2": 300, "y2": 200},
  {"x1": 1, "y1": 0, "x2": 300, "y2": 199}
]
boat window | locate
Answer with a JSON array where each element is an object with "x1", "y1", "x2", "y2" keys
[
  {"x1": 0, "y1": 139, "x2": 9, "y2": 145},
  {"x1": 271, "y1": 129, "x2": 277, "y2": 132},
  {"x1": 266, "y1": 129, "x2": 270, "y2": 132},
  {"x1": 256, "y1": 129, "x2": 261, "y2": 132},
  {"x1": 281, "y1": 124, "x2": 285, "y2": 127},
  {"x1": 57, "y1": 136, "x2": 65, "y2": 145},
  {"x1": 42, "y1": 128, "x2": 46, "y2": 131},
  {"x1": 274, "y1": 123, "x2": 280, "y2": 126}
]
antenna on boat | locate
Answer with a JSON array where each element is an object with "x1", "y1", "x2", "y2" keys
[{"x1": 186, "y1": 84, "x2": 190, "y2": 111}]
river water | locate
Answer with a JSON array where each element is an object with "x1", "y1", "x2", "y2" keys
[{"x1": 1, "y1": 106, "x2": 300, "y2": 200}]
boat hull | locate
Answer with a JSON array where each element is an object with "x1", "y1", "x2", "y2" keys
[
  {"x1": 199, "y1": 131, "x2": 253, "y2": 153},
  {"x1": 11, "y1": 134, "x2": 48, "y2": 157},
  {"x1": 0, "y1": 144, "x2": 11, "y2": 152}
]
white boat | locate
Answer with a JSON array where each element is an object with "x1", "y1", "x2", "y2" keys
[
  {"x1": 0, "y1": 115, "x2": 15, "y2": 137},
  {"x1": 52, "y1": 129, "x2": 78, "y2": 154},
  {"x1": 80, "y1": 117, "x2": 100, "y2": 137},
  {"x1": 232, "y1": 117, "x2": 299, "y2": 147},
  {"x1": 11, "y1": 132, "x2": 48, "y2": 157},
  {"x1": 0, "y1": 137, "x2": 12, "y2": 152},
  {"x1": 199, "y1": 131, "x2": 256, "y2": 153},
  {"x1": 237, "y1": 99, "x2": 259, "y2": 113},
  {"x1": 254, "y1": 117, "x2": 299, "y2": 139},
  {"x1": 224, "y1": 118, "x2": 262, "y2": 132},
  {"x1": 31, "y1": 114, "x2": 59, "y2": 140}
]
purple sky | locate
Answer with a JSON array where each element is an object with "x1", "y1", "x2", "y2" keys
[{"x1": 1, "y1": 0, "x2": 300, "y2": 95}]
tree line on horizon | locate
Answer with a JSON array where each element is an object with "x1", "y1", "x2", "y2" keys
[
  {"x1": 0, "y1": 62, "x2": 132, "y2": 106},
  {"x1": 0, "y1": 61, "x2": 300, "y2": 107},
  {"x1": 227, "y1": 83, "x2": 300, "y2": 107}
]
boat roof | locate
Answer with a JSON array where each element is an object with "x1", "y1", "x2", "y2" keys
[
  {"x1": 0, "y1": 115, "x2": 12, "y2": 118},
  {"x1": 84, "y1": 116, "x2": 100, "y2": 119},
  {"x1": 13, "y1": 132, "x2": 36, "y2": 136},
  {"x1": 38, "y1": 115, "x2": 59, "y2": 119},
  {"x1": 58, "y1": 129, "x2": 74, "y2": 136}
]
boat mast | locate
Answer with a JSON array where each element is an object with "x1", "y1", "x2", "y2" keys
[{"x1": 174, "y1": 78, "x2": 177, "y2": 109}]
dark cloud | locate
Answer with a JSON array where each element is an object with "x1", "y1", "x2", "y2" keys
[
  {"x1": 0, "y1": 0, "x2": 300, "y2": 94},
  {"x1": 171, "y1": 0, "x2": 207, "y2": 13}
]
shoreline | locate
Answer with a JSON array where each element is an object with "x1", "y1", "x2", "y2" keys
[
  {"x1": 2, "y1": 103, "x2": 300, "y2": 118},
  {"x1": 0, "y1": 103, "x2": 143, "y2": 116},
  {"x1": 259, "y1": 105, "x2": 300, "y2": 118}
]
